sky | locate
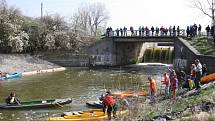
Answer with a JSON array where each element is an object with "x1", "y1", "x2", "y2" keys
[{"x1": 6, "y1": 0, "x2": 212, "y2": 29}]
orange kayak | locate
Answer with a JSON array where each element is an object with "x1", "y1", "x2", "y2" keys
[
  {"x1": 112, "y1": 91, "x2": 148, "y2": 97},
  {"x1": 201, "y1": 73, "x2": 215, "y2": 84}
]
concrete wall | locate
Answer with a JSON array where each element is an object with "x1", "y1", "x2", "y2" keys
[
  {"x1": 88, "y1": 37, "x2": 156, "y2": 66},
  {"x1": 174, "y1": 38, "x2": 215, "y2": 74},
  {"x1": 88, "y1": 38, "x2": 117, "y2": 66},
  {"x1": 39, "y1": 53, "x2": 89, "y2": 67},
  {"x1": 114, "y1": 42, "x2": 142, "y2": 65}
]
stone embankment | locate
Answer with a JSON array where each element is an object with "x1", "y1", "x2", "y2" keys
[{"x1": 0, "y1": 54, "x2": 66, "y2": 76}]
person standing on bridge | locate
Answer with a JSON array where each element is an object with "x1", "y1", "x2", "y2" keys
[
  {"x1": 155, "y1": 27, "x2": 159, "y2": 36},
  {"x1": 141, "y1": 26, "x2": 145, "y2": 36},
  {"x1": 145, "y1": 26, "x2": 149, "y2": 36},
  {"x1": 206, "y1": 25, "x2": 210, "y2": 37},
  {"x1": 151, "y1": 26, "x2": 155, "y2": 36},
  {"x1": 177, "y1": 26, "x2": 180, "y2": 36},
  {"x1": 130, "y1": 26, "x2": 134, "y2": 36},
  {"x1": 173, "y1": 26, "x2": 176, "y2": 36},
  {"x1": 123, "y1": 26, "x2": 127, "y2": 36},
  {"x1": 116, "y1": 28, "x2": 120, "y2": 36},
  {"x1": 120, "y1": 28, "x2": 123, "y2": 36},
  {"x1": 139, "y1": 26, "x2": 142, "y2": 36},
  {"x1": 186, "y1": 26, "x2": 190, "y2": 37},
  {"x1": 106, "y1": 27, "x2": 110, "y2": 37},
  {"x1": 169, "y1": 26, "x2": 172, "y2": 36},
  {"x1": 198, "y1": 24, "x2": 202, "y2": 36}
]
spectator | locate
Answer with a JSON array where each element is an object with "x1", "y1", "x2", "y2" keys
[
  {"x1": 123, "y1": 26, "x2": 127, "y2": 36},
  {"x1": 206, "y1": 25, "x2": 210, "y2": 36},
  {"x1": 145, "y1": 26, "x2": 149, "y2": 36},
  {"x1": 160, "y1": 26, "x2": 164, "y2": 36},
  {"x1": 141, "y1": 26, "x2": 145, "y2": 36},
  {"x1": 106, "y1": 27, "x2": 110, "y2": 37},
  {"x1": 198, "y1": 24, "x2": 201, "y2": 36},
  {"x1": 155, "y1": 27, "x2": 159, "y2": 36},
  {"x1": 211, "y1": 25, "x2": 214, "y2": 36},
  {"x1": 173, "y1": 26, "x2": 176, "y2": 36},
  {"x1": 193, "y1": 24, "x2": 198, "y2": 36},
  {"x1": 186, "y1": 26, "x2": 190, "y2": 37},
  {"x1": 169, "y1": 26, "x2": 172, "y2": 36},
  {"x1": 139, "y1": 26, "x2": 142, "y2": 36},
  {"x1": 120, "y1": 28, "x2": 123, "y2": 36},
  {"x1": 177, "y1": 26, "x2": 180, "y2": 36},
  {"x1": 116, "y1": 28, "x2": 119, "y2": 36},
  {"x1": 151, "y1": 26, "x2": 155, "y2": 36},
  {"x1": 130, "y1": 26, "x2": 134, "y2": 36}
]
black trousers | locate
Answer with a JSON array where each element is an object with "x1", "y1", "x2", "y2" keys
[{"x1": 195, "y1": 72, "x2": 201, "y2": 89}]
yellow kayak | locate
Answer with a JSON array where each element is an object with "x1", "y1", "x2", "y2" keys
[
  {"x1": 201, "y1": 73, "x2": 215, "y2": 84},
  {"x1": 46, "y1": 109, "x2": 128, "y2": 121}
]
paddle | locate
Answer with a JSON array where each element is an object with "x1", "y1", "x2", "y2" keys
[{"x1": 53, "y1": 102, "x2": 63, "y2": 108}]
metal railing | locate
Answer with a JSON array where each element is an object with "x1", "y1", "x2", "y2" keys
[{"x1": 105, "y1": 30, "x2": 208, "y2": 37}]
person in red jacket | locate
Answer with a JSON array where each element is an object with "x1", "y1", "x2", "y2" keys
[
  {"x1": 161, "y1": 72, "x2": 170, "y2": 98},
  {"x1": 171, "y1": 76, "x2": 178, "y2": 100},
  {"x1": 102, "y1": 91, "x2": 117, "y2": 121}
]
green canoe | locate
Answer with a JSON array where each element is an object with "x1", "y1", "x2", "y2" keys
[{"x1": 0, "y1": 98, "x2": 72, "y2": 109}]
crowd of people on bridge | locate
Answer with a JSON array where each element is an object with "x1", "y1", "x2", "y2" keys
[
  {"x1": 148, "y1": 59, "x2": 208, "y2": 104},
  {"x1": 106, "y1": 25, "x2": 182, "y2": 37},
  {"x1": 106, "y1": 24, "x2": 215, "y2": 40}
]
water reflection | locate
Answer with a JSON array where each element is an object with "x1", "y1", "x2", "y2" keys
[{"x1": 0, "y1": 65, "x2": 168, "y2": 120}]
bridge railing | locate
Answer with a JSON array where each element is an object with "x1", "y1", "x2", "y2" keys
[{"x1": 105, "y1": 29, "x2": 207, "y2": 37}]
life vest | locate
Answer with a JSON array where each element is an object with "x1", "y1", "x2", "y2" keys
[
  {"x1": 162, "y1": 75, "x2": 170, "y2": 86},
  {"x1": 172, "y1": 78, "x2": 178, "y2": 90},
  {"x1": 191, "y1": 70, "x2": 196, "y2": 78},
  {"x1": 103, "y1": 95, "x2": 116, "y2": 106},
  {"x1": 150, "y1": 79, "x2": 157, "y2": 94}
]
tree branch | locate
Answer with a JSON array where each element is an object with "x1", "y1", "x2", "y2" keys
[
  {"x1": 207, "y1": 0, "x2": 212, "y2": 8},
  {"x1": 194, "y1": 0, "x2": 212, "y2": 18}
]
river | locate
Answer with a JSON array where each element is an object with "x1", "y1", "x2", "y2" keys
[{"x1": 0, "y1": 64, "x2": 169, "y2": 121}]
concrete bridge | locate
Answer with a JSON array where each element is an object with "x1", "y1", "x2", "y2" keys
[
  {"x1": 88, "y1": 35, "x2": 215, "y2": 73},
  {"x1": 88, "y1": 36, "x2": 176, "y2": 66}
]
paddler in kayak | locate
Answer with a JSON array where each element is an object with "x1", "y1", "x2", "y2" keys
[
  {"x1": 5, "y1": 92, "x2": 21, "y2": 105},
  {"x1": 0, "y1": 71, "x2": 8, "y2": 77},
  {"x1": 102, "y1": 90, "x2": 117, "y2": 121}
]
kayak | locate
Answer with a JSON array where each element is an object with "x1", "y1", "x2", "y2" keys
[
  {"x1": 46, "y1": 109, "x2": 128, "y2": 121},
  {"x1": 112, "y1": 91, "x2": 148, "y2": 97},
  {"x1": 201, "y1": 73, "x2": 215, "y2": 84},
  {"x1": 86, "y1": 101, "x2": 103, "y2": 108},
  {"x1": 0, "y1": 98, "x2": 72, "y2": 109},
  {"x1": 0, "y1": 72, "x2": 22, "y2": 80}
]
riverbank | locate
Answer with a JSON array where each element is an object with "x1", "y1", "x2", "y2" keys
[
  {"x1": 0, "y1": 54, "x2": 66, "y2": 76},
  {"x1": 118, "y1": 82, "x2": 215, "y2": 121}
]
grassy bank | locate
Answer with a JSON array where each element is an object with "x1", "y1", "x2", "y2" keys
[
  {"x1": 186, "y1": 36, "x2": 215, "y2": 56},
  {"x1": 117, "y1": 83, "x2": 215, "y2": 121}
]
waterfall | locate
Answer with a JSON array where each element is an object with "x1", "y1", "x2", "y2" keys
[{"x1": 143, "y1": 47, "x2": 173, "y2": 64}]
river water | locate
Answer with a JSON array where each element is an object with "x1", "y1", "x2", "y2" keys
[{"x1": 0, "y1": 64, "x2": 169, "y2": 121}]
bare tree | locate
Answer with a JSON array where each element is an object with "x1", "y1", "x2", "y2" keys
[
  {"x1": 88, "y1": 3, "x2": 109, "y2": 36},
  {"x1": 71, "y1": 2, "x2": 109, "y2": 37},
  {"x1": 192, "y1": 0, "x2": 215, "y2": 24}
]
